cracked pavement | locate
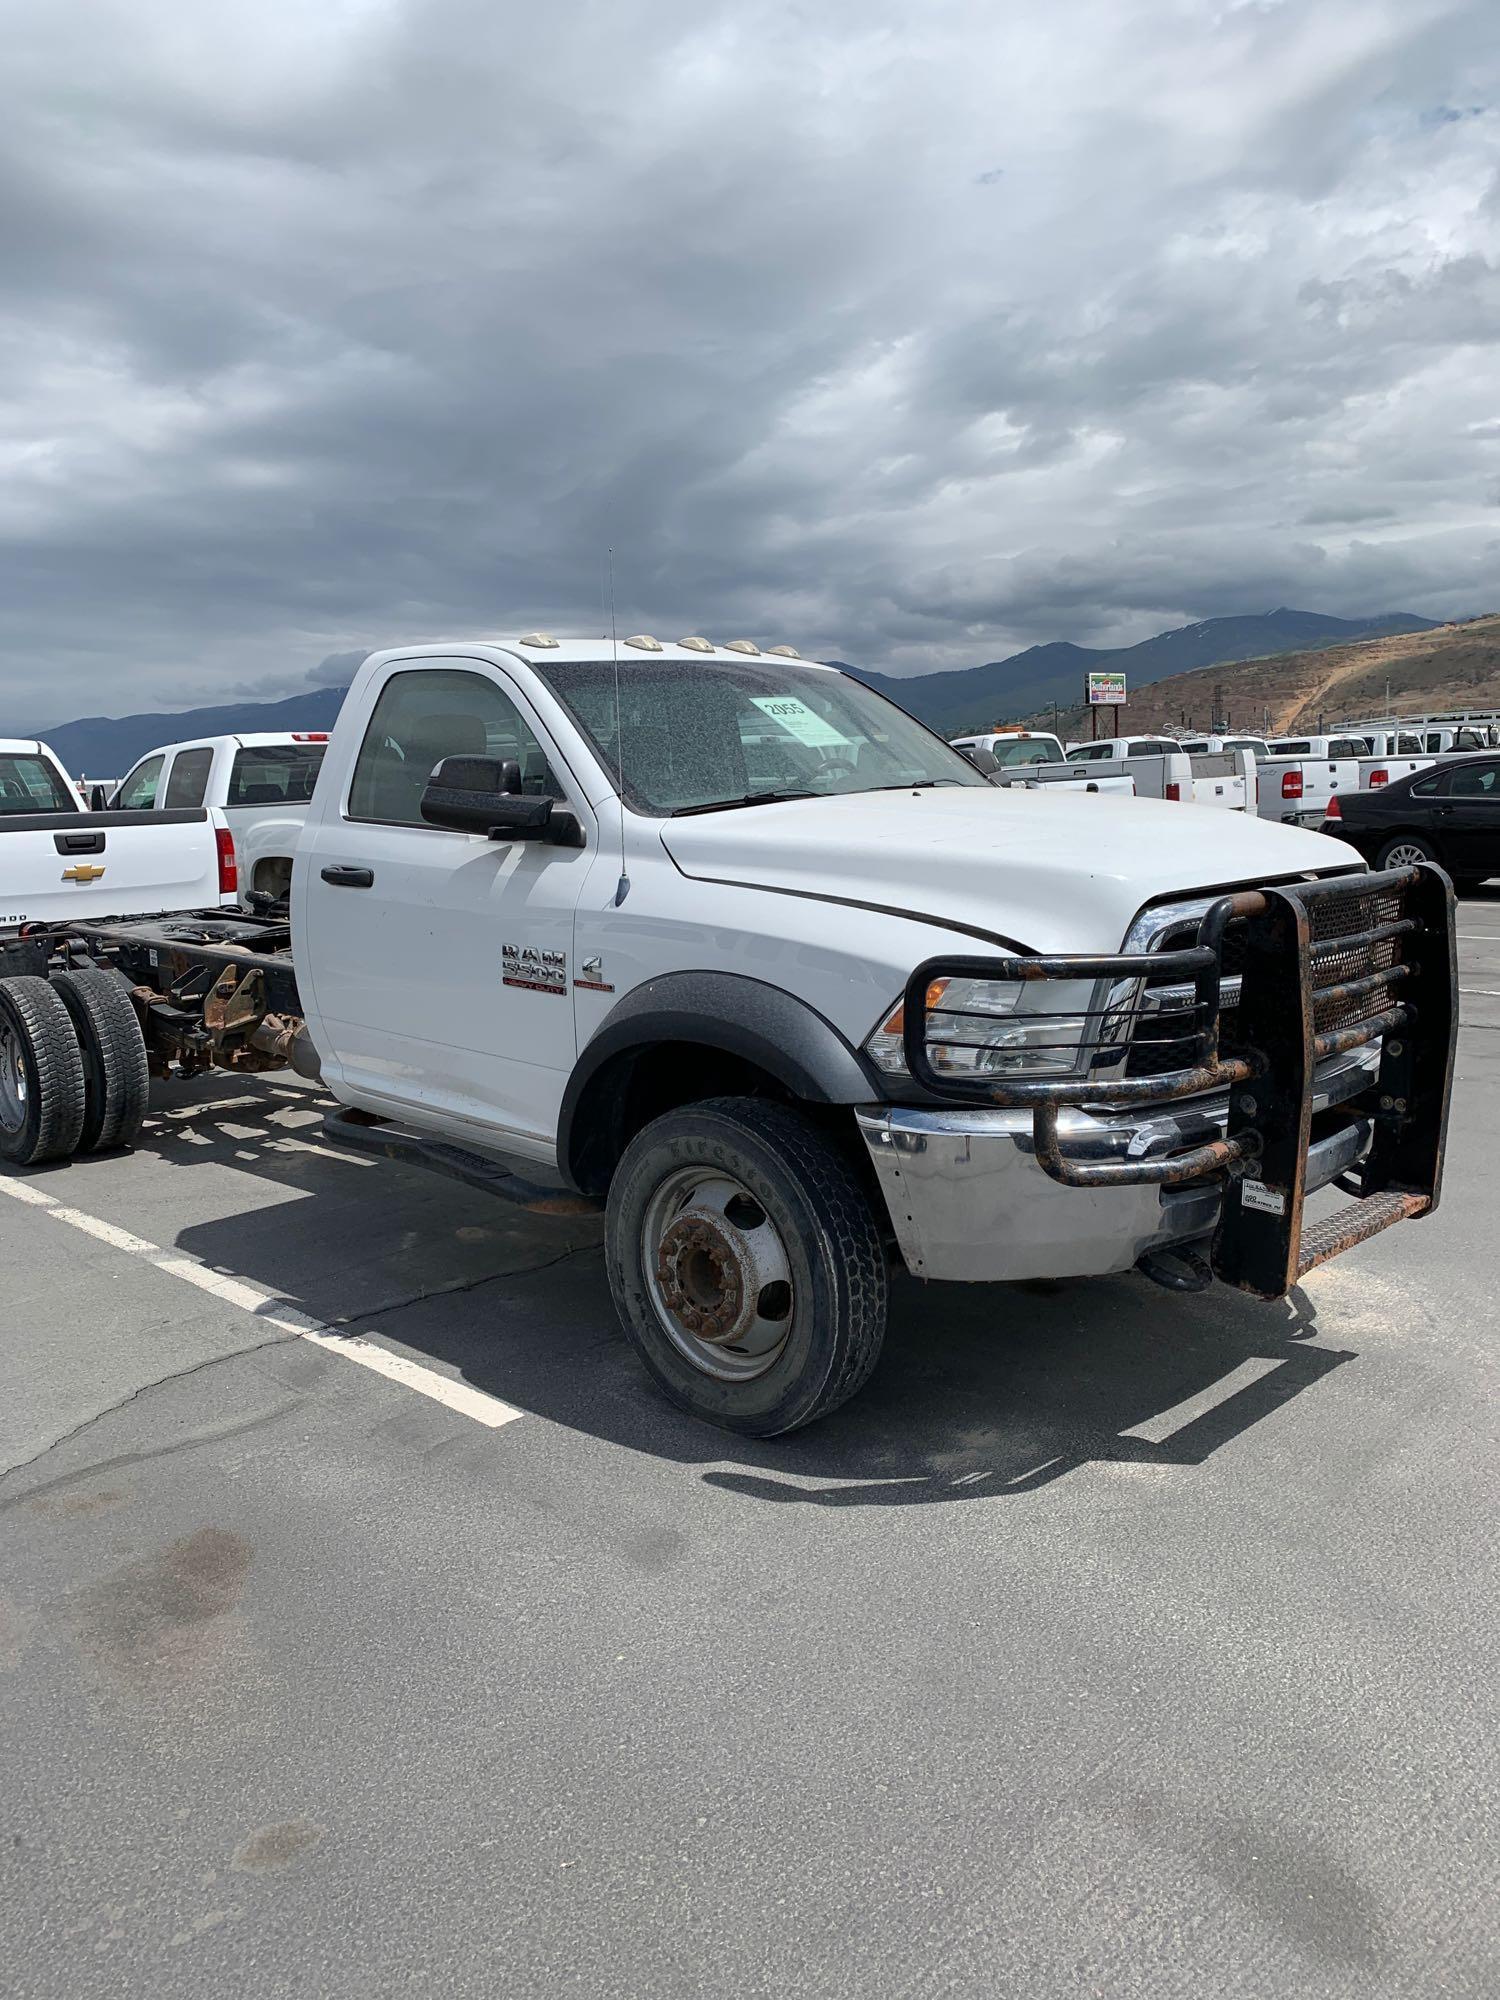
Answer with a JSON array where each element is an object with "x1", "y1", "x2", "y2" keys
[{"x1": 3, "y1": 920, "x2": 1500, "y2": 2000}]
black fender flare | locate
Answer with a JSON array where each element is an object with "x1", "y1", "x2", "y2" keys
[{"x1": 558, "y1": 971, "x2": 881, "y2": 1191}]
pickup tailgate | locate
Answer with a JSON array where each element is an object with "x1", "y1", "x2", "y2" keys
[
  {"x1": 0, "y1": 809, "x2": 224, "y2": 927},
  {"x1": 1188, "y1": 751, "x2": 1251, "y2": 810}
]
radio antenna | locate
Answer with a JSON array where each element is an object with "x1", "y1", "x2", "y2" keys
[{"x1": 608, "y1": 549, "x2": 629, "y2": 906}]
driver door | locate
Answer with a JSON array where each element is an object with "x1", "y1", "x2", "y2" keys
[{"x1": 298, "y1": 656, "x2": 593, "y2": 1154}]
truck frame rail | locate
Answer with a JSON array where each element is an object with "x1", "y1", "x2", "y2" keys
[{"x1": 900, "y1": 864, "x2": 1457, "y2": 1296}]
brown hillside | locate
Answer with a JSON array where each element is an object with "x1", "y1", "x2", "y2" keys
[{"x1": 1032, "y1": 614, "x2": 1500, "y2": 741}]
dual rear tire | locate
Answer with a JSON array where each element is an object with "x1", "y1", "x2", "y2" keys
[{"x1": 0, "y1": 969, "x2": 148, "y2": 1167}]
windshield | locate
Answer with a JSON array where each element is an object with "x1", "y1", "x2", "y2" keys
[
  {"x1": 0, "y1": 753, "x2": 75, "y2": 815},
  {"x1": 533, "y1": 657, "x2": 989, "y2": 814}
]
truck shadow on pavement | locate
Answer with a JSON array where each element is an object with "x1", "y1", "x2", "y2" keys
[{"x1": 117, "y1": 1076, "x2": 1354, "y2": 1508}]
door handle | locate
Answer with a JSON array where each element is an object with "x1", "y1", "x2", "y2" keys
[
  {"x1": 1434, "y1": 805, "x2": 1454, "y2": 817},
  {"x1": 320, "y1": 864, "x2": 374, "y2": 888}
]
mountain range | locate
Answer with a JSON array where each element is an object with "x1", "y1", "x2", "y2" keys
[
  {"x1": 839, "y1": 608, "x2": 1437, "y2": 733},
  {"x1": 12, "y1": 608, "x2": 1441, "y2": 772}
]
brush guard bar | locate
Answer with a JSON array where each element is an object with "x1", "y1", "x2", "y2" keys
[{"x1": 900, "y1": 865, "x2": 1457, "y2": 1297}]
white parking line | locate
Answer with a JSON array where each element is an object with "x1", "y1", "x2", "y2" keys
[{"x1": 0, "y1": 1176, "x2": 522, "y2": 1430}]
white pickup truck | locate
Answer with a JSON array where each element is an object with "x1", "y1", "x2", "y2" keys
[
  {"x1": 0, "y1": 736, "x2": 232, "y2": 930},
  {"x1": 1063, "y1": 740, "x2": 1254, "y2": 810},
  {"x1": 950, "y1": 732, "x2": 1136, "y2": 796},
  {"x1": 6, "y1": 639, "x2": 1457, "y2": 1436},
  {"x1": 111, "y1": 731, "x2": 330, "y2": 906}
]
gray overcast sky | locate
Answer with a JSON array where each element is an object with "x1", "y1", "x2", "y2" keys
[{"x1": 2, "y1": 0, "x2": 1499, "y2": 726}]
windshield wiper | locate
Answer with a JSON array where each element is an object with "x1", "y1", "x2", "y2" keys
[
  {"x1": 669, "y1": 790, "x2": 820, "y2": 817},
  {"x1": 862, "y1": 779, "x2": 962, "y2": 792}
]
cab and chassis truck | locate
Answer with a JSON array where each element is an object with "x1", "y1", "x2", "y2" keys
[{"x1": 0, "y1": 638, "x2": 1458, "y2": 1436}]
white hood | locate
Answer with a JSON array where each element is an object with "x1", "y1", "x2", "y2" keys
[{"x1": 660, "y1": 786, "x2": 1354, "y2": 953}]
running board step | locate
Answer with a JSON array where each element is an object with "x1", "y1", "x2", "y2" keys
[
  {"x1": 1296, "y1": 1189, "x2": 1428, "y2": 1278},
  {"x1": 322, "y1": 1108, "x2": 602, "y2": 1217}
]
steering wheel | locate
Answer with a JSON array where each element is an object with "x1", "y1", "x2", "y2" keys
[{"x1": 818, "y1": 756, "x2": 859, "y2": 780}]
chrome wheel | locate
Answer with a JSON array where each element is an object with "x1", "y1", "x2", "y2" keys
[
  {"x1": 1381, "y1": 841, "x2": 1430, "y2": 869},
  {"x1": 640, "y1": 1166, "x2": 795, "y2": 1381},
  {"x1": 0, "y1": 1021, "x2": 26, "y2": 1133}
]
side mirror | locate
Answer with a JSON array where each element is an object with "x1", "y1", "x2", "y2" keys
[
  {"x1": 961, "y1": 747, "x2": 999, "y2": 775},
  {"x1": 89, "y1": 785, "x2": 107, "y2": 812},
  {"x1": 419, "y1": 755, "x2": 583, "y2": 846}
]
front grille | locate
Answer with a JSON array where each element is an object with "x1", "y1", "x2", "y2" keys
[{"x1": 1124, "y1": 881, "x2": 1404, "y2": 1078}]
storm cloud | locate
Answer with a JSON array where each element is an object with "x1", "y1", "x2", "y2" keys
[{"x1": 1, "y1": 0, "x2": 1498, "y2": 724}]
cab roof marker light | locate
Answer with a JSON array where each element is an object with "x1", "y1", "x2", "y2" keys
[
  {"x1": 766, "y1": 644, "x2": 801, "y2": 658},
  {"x1": 678, "y1": 636, "x2": 714, "y2": 652},
  {"x1": 724, "y1": 640, "x2": 760, "y2": 655},
  {"x1": 624, "y1": 634, "x2": 664, "y2": 652},
  {"x1": 519, "y1": 632, "x2": 560, "y2": 648}
]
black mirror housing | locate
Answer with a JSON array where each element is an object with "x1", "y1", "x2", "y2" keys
[{"x1": 419, "y1": 755, "x2": 582, "y2": 846}]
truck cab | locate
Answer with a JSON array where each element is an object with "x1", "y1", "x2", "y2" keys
[{"x1": 112, "y1": 731, "x2": 330, "y2": 906}]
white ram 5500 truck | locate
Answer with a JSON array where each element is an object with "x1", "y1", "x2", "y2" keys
[{"x1": 5, "y1": 639, "x2": 1457, "y2": 1436}]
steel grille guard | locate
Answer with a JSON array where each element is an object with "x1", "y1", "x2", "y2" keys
[{"x1": 899, "y1": 864, "x2": 1457, "y2": 1297}]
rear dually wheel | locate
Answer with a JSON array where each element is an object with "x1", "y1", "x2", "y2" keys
[{"x1": 0, "y1": 976, "x2": 87, "y2": 1166}]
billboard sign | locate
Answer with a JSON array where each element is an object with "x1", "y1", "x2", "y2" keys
[{"x1": 1086, "y1": 671, "x2": 1127, "y2": 706}]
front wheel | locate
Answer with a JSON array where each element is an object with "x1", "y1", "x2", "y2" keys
[
  {"x1": 1376, "y1": 834, "x2": 1439, "y2": 870},
  {"x1": 606, "y1": 1097, "x2": 889, "y2": 1435}
]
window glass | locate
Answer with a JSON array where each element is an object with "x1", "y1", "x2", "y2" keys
[
  {"x1": 1448, "y1": 761, "x2": 1500, "y2": 798},
  {"x1": 534, "y1": 656, "x2": 986, "y2": 813},
  {"x1": 1409, "y1": 771, "x2": 1445, "y2": 796},
  {"x1": 1425, "y1": 733, "x2": 1442, "y2": 752},
  {"x1": 993, "y1": 738, "x2": 1059, "y2": 767},
  {"x1": 163, "y1": 747, "x2": 214, "y2": 809},
  {"x1": 116, "y1": 755, "x2": 164, "y2": 811},
  {"x1": 348, "y1": 666, "x2": 563, "y2": 825},
  {"x1": 1397, "y1": 735, "x2": 1423, "y2": 755},
  {"x1": 0, "y1": 753, "x2": 75, "y2": 815},
  {"x1": 1270, "y1": 740, "x2": 1311, "y2": 756},
  {"x1": 227, "y1": 744, "x2": 327, "y2": 807}
]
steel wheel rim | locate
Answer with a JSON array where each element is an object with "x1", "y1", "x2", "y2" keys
[
  {"x1": 0, "y1": 1021, "x2": 27, "y2": 1133},
  {"x1": 1383, "y1": 842, "x2": 1428, "y2": 868},
  {"x1": 640, "y1": 1166, "x2": 795, "y2": 1381}
]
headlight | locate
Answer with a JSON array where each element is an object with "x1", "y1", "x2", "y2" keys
[{"x1": 864, "y1": 977, "x2": 1089, "y2": 1079}]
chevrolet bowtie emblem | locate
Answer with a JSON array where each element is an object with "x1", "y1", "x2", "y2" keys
[{"x1": 62, "y1": 863, "x2": 106, "y2": 883}]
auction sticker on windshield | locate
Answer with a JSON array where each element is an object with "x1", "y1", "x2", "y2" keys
[{"x1": 749, "y1": 696, "x2": 852, "y2": 750}]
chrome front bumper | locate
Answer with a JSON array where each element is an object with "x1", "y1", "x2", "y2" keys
[{"x1": 857, "y1": 1047, "x2": 1379, "y2": 1283}]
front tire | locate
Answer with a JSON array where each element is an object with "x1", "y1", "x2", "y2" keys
[
  {"x1": 1376, "y1": 833, "x2": 1439, "y2": 870},
  {"x1": 606, "y1": 1097, "x2": 889, "y2": 1436},
  {"x1": 0, "y1": 976, "x2": 87, "y2": 1166}
]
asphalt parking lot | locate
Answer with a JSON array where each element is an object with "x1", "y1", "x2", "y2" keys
[{"x1": 3, "y1": 899, "x2": 1498, "y2": 2000}]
